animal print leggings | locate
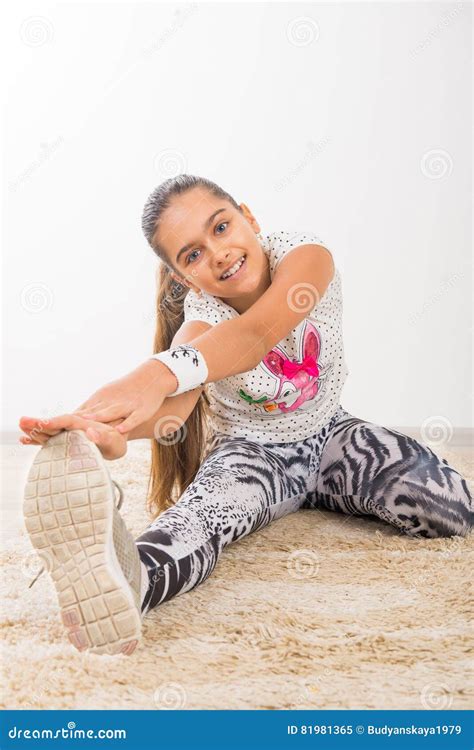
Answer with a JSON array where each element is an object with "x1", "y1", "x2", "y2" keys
[{"x1": 136, "y1": 404, "x2": 473, "y2": 616}]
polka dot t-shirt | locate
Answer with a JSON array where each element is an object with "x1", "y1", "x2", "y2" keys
[{"x1": 183, "y1": 230, "x2": 349, "y2": 443}]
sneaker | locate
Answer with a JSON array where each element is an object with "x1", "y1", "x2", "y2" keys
[{"x1": 23, "y1": 429, "x2": 143, "y2": 656}]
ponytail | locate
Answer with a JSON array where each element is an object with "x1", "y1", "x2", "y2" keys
[{"x1": 141, "y1": 174, "x2": 242, "y2": 519}]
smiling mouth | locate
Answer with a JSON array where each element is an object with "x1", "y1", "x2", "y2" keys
[{"x1": 220, "y1": 254, "x2": 247, "y2": 281}]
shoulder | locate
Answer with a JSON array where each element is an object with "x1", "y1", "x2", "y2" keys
[
  {"x1": 263, "y1": 230, "x2": 331, "y2": 276},
  {"x1": 242, "y1": 230, "x2": 338, "y2": 352},
  {"x1": 184, "y1": 288, "x2": 231, "y2": 326}
]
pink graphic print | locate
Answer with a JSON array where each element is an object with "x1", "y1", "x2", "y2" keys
[{"x1": 260, "y1": 320, "x2": 322, "y2": 414}]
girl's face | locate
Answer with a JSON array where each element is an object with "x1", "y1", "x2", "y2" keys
[{"x1": 154, "y1": 187, "x2": 270, "y2": 307}]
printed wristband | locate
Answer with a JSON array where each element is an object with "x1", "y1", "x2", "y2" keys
[{"x1": 150, "y1": 345, "x2": 209, "y2": 396}]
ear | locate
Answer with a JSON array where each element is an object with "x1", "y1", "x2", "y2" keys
[
  {"x1": 262, "y1": 347, "x2": 287, "y2": 376},
  {"x1": 170, "y1": 272, "x2": 198, "y2": 293},
  {"x1": 302, "y1": 320, "x2": 321, "y2": 360},
  {"x1": 239, "y1": 202, "x2": 260, "y2": 235},
  {"x1": 170, "y1": 271, "x2": 184, "y2": 286}
]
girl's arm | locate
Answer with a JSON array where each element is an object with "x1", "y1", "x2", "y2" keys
[
  {"x1": 19, "y1": 321, "x2": 211, "y2": 453},
  {"x1": 136, "y1": 241, "x2": 334, "y2": 398},
  {"x1": 81, "y1": 243, "x2": 334, "y2": 432},
  {"x1": 126, "y1": 383, "x2": 205, "y2": 440},
  {"x1": 134, "y1": 241, "x2": 335, "y2": 388},
  {"x1": 182, "y1": 243, "x2": 335, "y2": 380},
  {"x1": 126, "y1": 317, "x2": 211, "y2": 440}
]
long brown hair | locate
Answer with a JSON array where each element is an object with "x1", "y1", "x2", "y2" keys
[{"x1": 141, "y1": 174, "x2": 243, "y2": 520}]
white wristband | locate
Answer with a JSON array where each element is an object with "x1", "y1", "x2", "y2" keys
[{"x1": 150, "y1": 345, "x2": 209, "y2": 396}]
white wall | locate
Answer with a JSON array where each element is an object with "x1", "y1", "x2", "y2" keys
[{"x1": 3, "y1": 1, "x2": 472, "y2": 434}]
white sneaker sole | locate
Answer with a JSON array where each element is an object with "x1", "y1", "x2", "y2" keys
[{"x1": 23, "y1": 429, "x2": 142, "y2": 656}]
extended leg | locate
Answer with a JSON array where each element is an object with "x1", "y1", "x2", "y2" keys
[
  {"x1": 303, "y1": 411, "x2": 473, "y2": 538},
  {"x1": 136, "y1": 435, "x2": 307, "y2": 615}
]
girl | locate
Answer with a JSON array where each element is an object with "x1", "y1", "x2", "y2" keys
[{"x1": 20, "y1": 175, "x2": 473, "y2": 657}]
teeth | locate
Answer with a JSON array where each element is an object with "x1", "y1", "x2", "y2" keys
[{"x1": 221, "y1": 256, "x2": 245, "y2": 280}]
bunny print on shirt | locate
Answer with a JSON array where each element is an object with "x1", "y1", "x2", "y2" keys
[{"x1": 238, "y1": 319, "x2": 333, "y2": 415}]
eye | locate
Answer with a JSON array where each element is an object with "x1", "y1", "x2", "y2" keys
[
  {"x1": 186, "y1": 249, "x2": 201, "y2": 264},
  {"x1": 185, "y1": 221, "x2": 229, "y2": 264}
]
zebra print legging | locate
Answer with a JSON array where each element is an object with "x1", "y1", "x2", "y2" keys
[{"x1": 136, "y1": 404, "x2": 473, "y2": 616}]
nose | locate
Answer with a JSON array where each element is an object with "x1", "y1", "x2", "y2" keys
[{"x1": 212, "y1": 244, "x2": 232, "y2": 271}]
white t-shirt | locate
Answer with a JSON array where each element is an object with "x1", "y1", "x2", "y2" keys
[{"x1": 183, "y1": 230, "x2": 349, "y2": 443}]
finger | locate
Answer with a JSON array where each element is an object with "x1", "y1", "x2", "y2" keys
[
  {"x1": 19, "y1": 416, "x2": 52, "y2": 429},
  {"x1": 19, "y1": 415, "x2": 56, "y2": 429},
  {"x1": 19, "y1": 435, "x2": 35, "y2": 445},
  {"x1": 86, "y1": 423, "x2": 115, "y2": 443},
  {"x1": 19, "y1": 432, "x2": 49, "y2": 446},
  {"x1": 75, "y1": 398, "x2": 104, "y2": 409},
  {"x1": 23, "y1": 415, "x2": 94, "y2": 440},
  {"x1": 24, "y1": 424, "x2": 62, "y2": 439},
  {"x1": 74, "y1": 403, "x2": 104, "y2": 415},
  {"x1": 85, "y1": 425, "x2": 111, "y2": 446},
  {"x1": 85, "y1": 424, "x2": 122, "y2": 460},
  {"x1": 19, "y1": 425, "x2": 46, "y2": 440},
  {"x1": 21, "y1": 414, "x2": 75, "y2": 433},
  {"x1": 18, "y1": 420, "x2": 47, "y2": 441},
  {"x1": 79, "y1": 405, "x2": 131, "y2": 423},
  {"x1": 31, "y1": 425, "x2": 61, "y2": 439},
  {"x1": 86, "y1": 426, "x2": 101, "y2": 442},
  {"x1": 20, "y1": 435, "x2": 43, "y2": 445},
  {"x1": 115, "y1": 411, "x2": 143, "y2": 435}
]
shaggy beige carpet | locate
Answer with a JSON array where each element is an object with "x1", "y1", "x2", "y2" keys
[{"x1": 1, "y1": 441, "x2": 472, "y2": 710}]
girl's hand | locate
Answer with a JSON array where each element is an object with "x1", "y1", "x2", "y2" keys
[
  {"x1": 18, "y1": 414, "x2": 128, "y2": 460},
  {"x1": 73, "y1": 359, "x2": 177, "y2": 435}
]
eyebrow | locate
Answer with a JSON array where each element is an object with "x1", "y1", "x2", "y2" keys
[{"x1": 175, "y1": 208, "x2": 227, "y2": 264}]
